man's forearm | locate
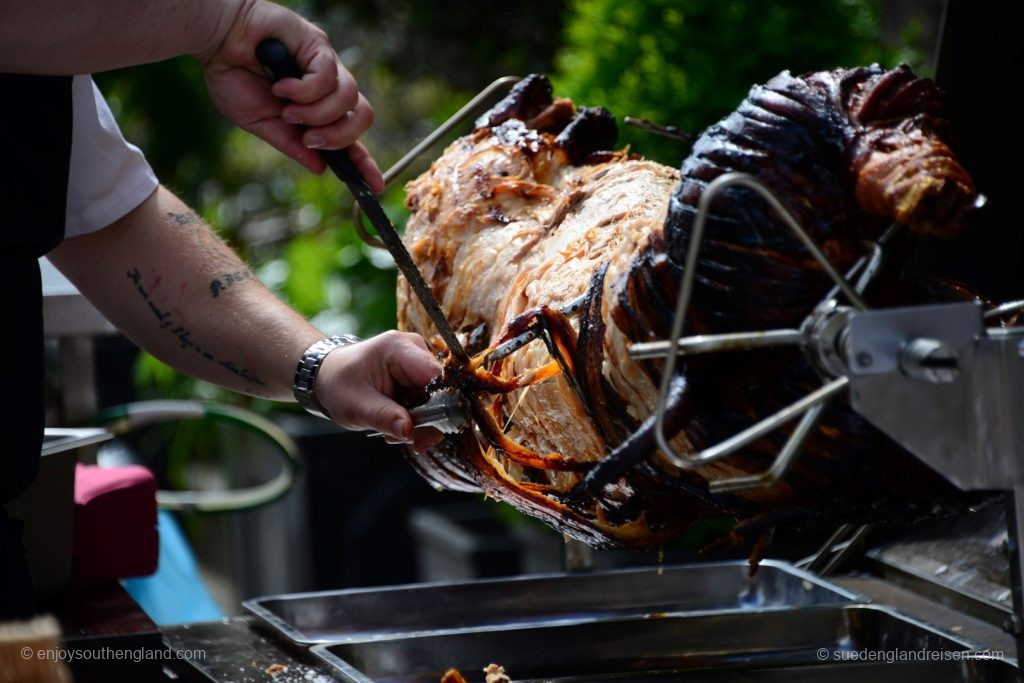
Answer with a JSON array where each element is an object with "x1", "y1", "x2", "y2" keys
[
  {"x1": 50, "y1": 184, "x2": 442, "y2": 443},
  {"x1": 48, "y1": 185, "x2": 321, "y2": 400},
  {"x1": 0, "y1": 0, "x2": 244, "y2": 74}
]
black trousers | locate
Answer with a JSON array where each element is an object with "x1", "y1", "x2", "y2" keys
[{"x1": 0, "y1": 257, "x2": 46, "y2": 619}]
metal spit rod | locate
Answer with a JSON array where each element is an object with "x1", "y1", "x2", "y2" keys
[
  {"x1": 629, "y1": 328, "x2": 805, "y2": 360},
  {"x1": 629, "y1": 233, "x2": 889, "y2": 363},
  {"x1": 484, "y1": 293, "x2": 588, "y2": 364}
]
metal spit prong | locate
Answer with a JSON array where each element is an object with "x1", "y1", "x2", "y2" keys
[
  {"x1": 798, "y1": 524, "x2": 853, "y2": 571},
  {"x1": 661, "y1": 376, "x2": 849, "y2": 470},
  {"x1": 353, "y1": 75, "x2": 523, "y2": 249},
  {"x1": 484, "y1": 292, "x2": 588, "y2": 364},
  {"x1": 708, "y1": 397, "x2": 830, "y2": 493},
  {"x1": 653, "y1": 172, "x2": 864, "y2": 471},
  {"x1": 987, "y1": 325, "x2": 1024, "y2": 338},
  {"x1": 800, "y1": 523, "x2": 874, "y2": 576},
  {"x1": 818, "y1": 236, "x2": 886, "y2": 309},
  {"x1": 623, "y1": 116, "x2": 693, "y2": 142},
  {"x1": 985, "y1": 299, "x2": 1024, "y2": 320},
  {"x1": 819, "y1": 524, "x2": 874, "y2": 575}
]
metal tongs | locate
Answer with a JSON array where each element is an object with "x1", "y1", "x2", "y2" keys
[
  {"x1": 385, "y1": 388, "x2": 469, "y2": 436},
  {"x1": 256, "y1": 40, "x2": 477, "y2": 434}
]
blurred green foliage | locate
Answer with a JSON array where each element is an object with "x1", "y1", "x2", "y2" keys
[
  {"x1": 99, "y1": 0, "x2": 931, "y2": 407},
  {"x1": 553, "y1": 0, "x2": 896, "y2": 164},
  {"x1": 97, "y1": 59, "x2": 225, "y2": 201},
  {"x1": 339, "y1": 0, "x2": 568, "y2": 90}
]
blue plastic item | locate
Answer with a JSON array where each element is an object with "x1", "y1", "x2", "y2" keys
[{"x1": 121, "y1": 509, "x2": 223, "y2": 624}]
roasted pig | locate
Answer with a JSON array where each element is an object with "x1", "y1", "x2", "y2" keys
[{"x1": 397, "y1": 66, "x2": 982, "y2": 550}]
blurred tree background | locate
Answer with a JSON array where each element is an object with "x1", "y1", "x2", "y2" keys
[{"x1": 95, "y1": 0, "x2": 937, "y2": 408}]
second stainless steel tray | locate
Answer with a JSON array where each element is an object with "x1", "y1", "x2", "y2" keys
[
  {"x1": 457, "y1": 660, "x2": 1016, "y2": 683},
  {"x1": 311, "y1": 605, "x2": 996, "y2": 683},
  {"x1": 244, "y1": 559, "x2": 860, "y2": 645}
]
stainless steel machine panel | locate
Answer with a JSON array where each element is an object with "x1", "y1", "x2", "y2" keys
[{"x1": 244, "y1": 560, "x2": 858, "y2": 645}]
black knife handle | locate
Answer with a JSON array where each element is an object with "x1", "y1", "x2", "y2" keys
[{"x1": 255, "y1": 38, "x2": 365, "y2": 188}]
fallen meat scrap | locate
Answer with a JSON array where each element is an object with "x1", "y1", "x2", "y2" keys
[{"x1": 440, "y1": 663, "x2": 510, "y2": 683}]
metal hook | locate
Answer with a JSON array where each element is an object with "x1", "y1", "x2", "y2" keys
[{"x1": 353, "y1": 75, "x2": 523, "y2": 248}]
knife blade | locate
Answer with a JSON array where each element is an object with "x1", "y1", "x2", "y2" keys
[{"x1": 255, "y1": 39, "x2": 469, "y2": 364}]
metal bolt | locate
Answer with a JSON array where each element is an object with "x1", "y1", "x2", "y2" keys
[
  {"x1": 899, "y1": 338, "x2": 958, "y2": 383},
  {"x1": 856, "y1": 352, "x2": 873, "y2": 368}
]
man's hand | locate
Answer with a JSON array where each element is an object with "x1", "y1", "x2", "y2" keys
[
  {"x1": 0, "y1": 0, "x2": 382, "y2": 187},
  {"x1": 315, "y1": 331, "x2": 444, "y2": 453},
  {"x1": 199, "y1": 0, "x2": 383, "y2": 190}
]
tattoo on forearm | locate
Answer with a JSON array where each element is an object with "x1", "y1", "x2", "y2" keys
[
  {"x1": 168, "y1": 211, "x2": 200, "y2": 226},
  {"x1": 128, "y1": 267, "x2": 268, "y2": 390},
  {"x1": 210, "y1": 270, "x2": 253, "y2": 297},
  {"x1": 166, "y1": 209, "x2": 238, "y2": 269}
]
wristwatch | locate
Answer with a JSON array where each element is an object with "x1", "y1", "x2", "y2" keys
[{"x1": 293, "y1": 335, "x2": 362, "y2": 419}]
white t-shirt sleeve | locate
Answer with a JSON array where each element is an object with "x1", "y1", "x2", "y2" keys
[{"x1": 64, "y1": 75, "x2": 159, "y2": 239}]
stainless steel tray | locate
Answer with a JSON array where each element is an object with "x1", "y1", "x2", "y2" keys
[
  {"x1": 310, "y1": 605, "x2": 997, "y2": 683},
  {"x1": 244, "y1": 559, "x2": 859, "y2": 645},
  {"x1": 498, "y1": 660, "x2": 1015, "y2": 682}
]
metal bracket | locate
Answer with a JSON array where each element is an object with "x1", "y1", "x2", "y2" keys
[{"x1": 847, "y1": 303, "x2": 1024, "y2": 491}]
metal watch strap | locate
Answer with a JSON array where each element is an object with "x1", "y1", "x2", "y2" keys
[{"x1": 293, "y1": 335, "x2": 361, "y2": 420}]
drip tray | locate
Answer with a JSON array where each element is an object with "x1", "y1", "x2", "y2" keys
[
  {"x1": 244, "y1": 560, "x2": 858, "y2": 645},
  {"x1": 310, "y1": 605, "x2": 1004, "y2": 683}
]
